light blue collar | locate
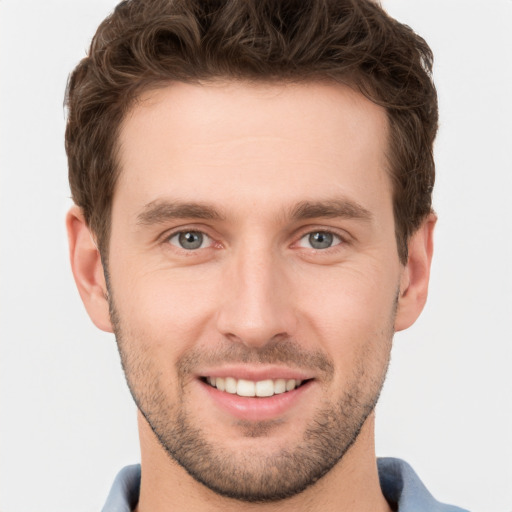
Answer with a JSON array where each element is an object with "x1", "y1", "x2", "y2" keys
[{"x1": 102, "y1": 457, "x2": 469, "y2": 511}]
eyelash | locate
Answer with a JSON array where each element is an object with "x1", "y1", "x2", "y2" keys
[
  {"x1": 165, "y1": 229, "x2": 216, "y2": 252},
  {"x1": 162, "y1": 226, "x2": 349, "y2": 254},
  {"x1": 296, "y1": 229, "x2": 346, "y2": 250}
]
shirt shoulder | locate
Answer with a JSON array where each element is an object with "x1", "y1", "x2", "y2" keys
[
  {"x1": 101, "y1": 464, "x2": 141, "y2": 512},
  {"x1": 378, "y1": 457, "x2": 470, "y2": 512},
  {"x1": 101, "y1": 459, "x2": 470, "y2": 511}
]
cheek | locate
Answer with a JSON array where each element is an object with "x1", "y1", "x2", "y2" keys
[
  {"x1": 112, "y1": 270, "x2": 218, "y2": 358},
  {"x1": 293, "y1": 261, "x2": 398, "y2": 358},
  {"x1": 298, "y1": 257, "x2": 399, "y2": 316}
]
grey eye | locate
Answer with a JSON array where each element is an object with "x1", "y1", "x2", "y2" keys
[
  {"x1": 169, "y1": 231, "x2": 210, "y2": 250},
  {"x1": 298, "y1": 231, "x2": 341, "y2": 250}
]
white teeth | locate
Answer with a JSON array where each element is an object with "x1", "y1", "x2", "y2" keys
[
  {"x1": 237, "y1": 379, "x2": 256, "y2": 397},
  {"x1": 225, "y1": 377, "x2": 237, "y2": 394},
  {"x1": 216, "y1": 377, "x2": 225, "y2": 391},
  {"x1": 286, "y1": 379, "x2": 296, "y2": 391},
  {"x1": 274, "y1": 379, "x2": 286, "y2": 394},
  {"x1": 255, "y1": 379, "x2": 274, "y2": 397},
  {"x1": 206, "y1": 376, "x2": 304, "y2": 397}
]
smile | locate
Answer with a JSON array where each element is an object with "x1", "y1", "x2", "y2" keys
[{"x1": 203, "y1": 377, "x2": 305, "y2": 397}]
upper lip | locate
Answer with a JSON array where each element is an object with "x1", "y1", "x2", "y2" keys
[{"x1": 197, "y1": 365, "x2": 314, "y2": 382}]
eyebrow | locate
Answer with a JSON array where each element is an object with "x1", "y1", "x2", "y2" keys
[
  {"x1": 290, "y1": 199, "x2": 373, "y2": 222},
  {"x1": 136, "y1": 197, "x2": 372, "y2": 226},
  {"x1": 137, "y1": 200, "x2": 225, "y2": 225}
]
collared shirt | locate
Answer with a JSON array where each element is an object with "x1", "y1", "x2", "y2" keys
[{"x1": 101, "y1": 457, "x2": 470, "y2": 511}]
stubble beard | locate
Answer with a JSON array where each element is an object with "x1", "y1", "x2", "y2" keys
[{"x1": 109, "y1": 295, "x2": 394, "y2": 503}]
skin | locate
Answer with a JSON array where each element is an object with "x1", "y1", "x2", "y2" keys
[{"x1": 67, "y1": 81, "x2": 435, "y2": 512}]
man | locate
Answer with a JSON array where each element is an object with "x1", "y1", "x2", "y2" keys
[{"x1": 65, "y1": 0, "x2": 468, "y2": 510}]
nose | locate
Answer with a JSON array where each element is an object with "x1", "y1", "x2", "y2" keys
[{"x1": 215, "y1": 241, "x2": 297, "y2": 349}]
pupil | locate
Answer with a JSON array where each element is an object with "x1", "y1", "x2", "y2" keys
[
  {"x1": 179, "y1": 231, "x2": 203, "y2": 250},
  {"x1": 309, "y1": 231, "x2": 333, "y2": 249}
]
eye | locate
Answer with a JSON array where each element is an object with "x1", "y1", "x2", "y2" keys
[
  {"x1": 168, "y1": 230, "x2": 212, "y2": 250},
  {"x1": 298, "y1": 230, "x2": 343, "y2": 250}
]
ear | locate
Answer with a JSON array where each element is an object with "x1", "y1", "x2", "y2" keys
[
  {"x1": 66, "y1": 206, "x2": 113, "y2": 333},
  {"x1": 395, "y1": 213, "x2": 437, "y2": 332}
]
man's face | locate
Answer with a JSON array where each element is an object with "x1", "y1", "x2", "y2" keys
[{"x1": 108, "y1": 81, "x2": 403, "y2": 501}]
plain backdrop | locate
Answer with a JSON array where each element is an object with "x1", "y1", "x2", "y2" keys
[{"x1": 1, "y1": 1, "x2": 511, "y2": 511}]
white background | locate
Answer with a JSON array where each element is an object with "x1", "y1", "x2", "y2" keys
[{"x1": 1, "y1": 1, "x2": 511, "y2": 511}]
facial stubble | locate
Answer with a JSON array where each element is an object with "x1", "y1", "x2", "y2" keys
[{"x1": 108, "y1": 290, "x2": 395, "y2": 503}]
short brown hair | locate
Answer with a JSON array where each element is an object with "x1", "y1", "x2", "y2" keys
[{"x1": 65, "y1": 0, "x2": 438, "y2": 264}]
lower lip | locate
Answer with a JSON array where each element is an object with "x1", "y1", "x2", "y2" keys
[{"x1": 199, "y1": 380, "x2": 313, "y2": 422}]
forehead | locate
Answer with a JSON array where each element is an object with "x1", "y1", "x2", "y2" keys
[{"x1": 115, "y1": 81, "x2": 391, "y2": 219}]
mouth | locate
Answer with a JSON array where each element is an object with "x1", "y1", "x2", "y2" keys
[
  {"x1": 200, "y1": 376, "x2": 310, "y2": 398},
  {"x1": 197, "y1": 367, "x2": 316, "y2": 421}
]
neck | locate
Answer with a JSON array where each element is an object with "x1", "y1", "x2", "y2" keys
[{"x1": 135, "y1": 412, "x2": 392, "y2": 512}]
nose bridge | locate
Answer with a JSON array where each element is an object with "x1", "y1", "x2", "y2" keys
[{"x1": 216, "y1": 236, "x2": 295, "y2": 347}]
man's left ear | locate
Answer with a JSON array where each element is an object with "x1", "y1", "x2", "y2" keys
[{"x1": 395, "y1": 213, "x2": 437, "y2": 332}]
